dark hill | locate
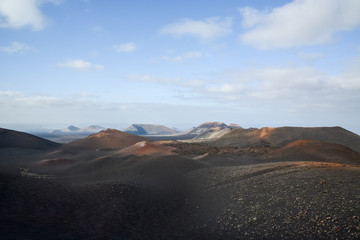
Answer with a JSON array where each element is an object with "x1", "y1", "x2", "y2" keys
[{"x1": 0, "y1": 128, "x2": 60, "y2": 150}]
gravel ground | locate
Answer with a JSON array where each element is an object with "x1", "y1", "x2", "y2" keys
[
  {"x1": 182, "y1": 162, "x2": 360, "y2": 239},
  {"x1": 1, "y1": 154, "x2": 360, "y2": 239}
]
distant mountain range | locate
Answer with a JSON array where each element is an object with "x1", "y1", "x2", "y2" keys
[
  {"x1": 124, "y1": 124, "x2": 179, "y2": 135},
  {"x1": 123, "y1": 122, "x2": 243, "y2": 140},
  {"x1": 28, "y1": 122, "x2": 246, "y2": 143},
  {"x1": 1, "y1": 124, "x2": 360, "y2": 156},
  {"x1": 187, "y1": 122, "x2": 242, "y2": 139},
  {"x1": 51, "y1": 125, "x2": 106, "y2": 135},
  {"x1": 48, "y1": 122, "x2": 243, "y2": 140}
]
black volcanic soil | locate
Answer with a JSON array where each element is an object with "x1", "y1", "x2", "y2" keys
[
  {"x1": 1, "y1": 155, "x2": 360, "y2": 239},
  {"x1": 1, "y1": 127, "x2": 360, "y2": 239}
]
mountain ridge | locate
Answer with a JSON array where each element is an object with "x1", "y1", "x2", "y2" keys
[
  {"x1": 52, "y1": 125, "x2": 105, "y2": 134},
  {"x1": 124, "y1": 124, "x2": 179, "y2": 135},
  {"x1": 216, "y1": 126, "x2": 360, "y2": 152}
]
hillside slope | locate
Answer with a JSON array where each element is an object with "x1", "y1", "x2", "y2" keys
[
  {"x1": 0, "y1": 128, "x2": 60, "y2": 150},
  {"x1": 216, "y1": 126, "x2": 360, "y2": 152},
  {"x1": 264, "y1": 139, "x2": 360, "y2": 164},
  {"x1": 64, "y1": 129, "x2": 148, "y2": 151}
]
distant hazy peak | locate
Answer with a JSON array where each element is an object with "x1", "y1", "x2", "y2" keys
[
  {"x1": 51, "y1": 125, "x2": 106, "y2": 134},
  {"x1": 197, "y1": 122, "x2": 228, "y2": 128},
  {"x1": 86, "y1": 125, "x2": 104, "y2": 129},
  {"x1": 83, "y1": 125, "x2": 106, "y2": 131},
  {"x1": 124, "y1": 124, "x2": 178, "y2": 135},
  {"x1": 67, "y1": 125, "x2": 81, "y2": 131},
  {"x1": 98, "y1": 128, "x2": 121, "y2": 134},
  {"x1": 228, "y1": 123, "x2": 243, "y2": 129}
]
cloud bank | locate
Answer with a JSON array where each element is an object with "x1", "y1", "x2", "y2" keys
[
  {"x1": 0, "y1": 0, "x2": 60, "y2": 31},
  {"x1": 0, "y1": 42, "x2": 31, "y2": 54},
  {"x1": 128, "y1": 57, "x2": 360, "y2": 111},
  {"x1": 113, "y1": 42, "x2": 137, "y2": 53},
  {"x1": 57, "y1": 59, "x2": 104, "y2": 71},
  {"x1": 162, "y1": 51, "x2": 202, "y2": 63},
  {"x1": 160, "y1": 17, "x2": 232, "y2": 40},
  {"x1": 239, "y1": 0, "x2": 360, "y2": 49}
]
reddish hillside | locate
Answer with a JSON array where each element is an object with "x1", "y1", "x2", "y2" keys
[
  {"x1": 0, "y1": 128, "x2": 60, "y2": 150},
  {"x1": 265, "y1": 140, "x2": 360, "y2": 165},
  {"x1": 217, "y1": 126, "x2": 360, "y2": 152},
  {"x1": 64, "y1": 129, "x2": 148, "y2": 151},
  {"x1": 116, "y1": 141, "x2": 176, "y2": 156}
]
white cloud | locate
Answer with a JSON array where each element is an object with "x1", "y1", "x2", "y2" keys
[
  {"x1": 74, "y1": 92, "x2": 100, "y2": 99},
  {"x1": 90, "y1": 26, "x2": 102, "y2": 32},
  {"x1": 0, "y1": 42, "x2": 31, "y2": 54},
  {"x1": 297, "y1": 52, "x2": 324, "y2": 61},
  {"x1": 126, "y1": 74, "x2": 209, "y2": 90},
  {"x1": 160, "y1": 17, "x2": 232, "y2": 40},
  {"x1": 208, "y1": 83, "x2": 244, "y2": 94},
  {"x1": 205, "y1": 67, "x2": 328, "y2": 100},
  {"x1": 113, "y1": 42, "x2": 136, "y2": 53},
  {"x1": 0, "y1": 0, "x2": 60, "y2": 31},
  {"x1": 239, "y1": 0, "x2": 360, "y2": 49},
  {"x1": 127, "y1": 61, "x2": 360, "y2": 112},
  {"x1": 57, "y1": 59, "x2": 104, "y2": 71},
  {"x1": 0, "y1": 90, "x2": 213, "y2": 130},
  {"x1": 199, "y1": 63, "x2": 360, "y2": 109},
  {"x1": 0, "y1": 91, "x2": 22, "y2": 97},
  {"x1": 126, "y1": 74, "x2": 180, "y2": 84},
  {"x1": 0, "y1": 90, "x2": 135, "y2": 126},
  {"x1": 333, "y1": 53, "x2": 360, "y2": 89},
  {"x1": 121, "y1": 66, "x2": 360, "y2": 133},
  {"x1": 162, "y1": 51, "x2": 202, "y2": 63}
]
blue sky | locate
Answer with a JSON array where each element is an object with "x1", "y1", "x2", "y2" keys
[{"x1": 0, "y1": 0, "x2": 360, "y2": 133}]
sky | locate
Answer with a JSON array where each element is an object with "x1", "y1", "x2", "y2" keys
[{"x1": 0, "y1": 0, "x2": 360, "y2": 133}]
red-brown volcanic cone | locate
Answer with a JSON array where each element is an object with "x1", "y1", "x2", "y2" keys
[
  {"x1": 116, "y1": 141, "x2": 177, "y2": 156},
  {"x1": 268, "y1": 139, "x2": 360, "y2": 165},
  {"x1": 218, "y1": 126, "x2": 360, "y2": 152},
  {"x1": 64, "y1": 129, "x2": 148, "y2": 151}
]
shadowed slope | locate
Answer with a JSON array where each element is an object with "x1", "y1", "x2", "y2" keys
[
  {"x1": 0, "y1": 128, "x2": 60, "y2": 150},
  {"x1": 64, "y1": 129, "x2": 148, "y2": 151}
]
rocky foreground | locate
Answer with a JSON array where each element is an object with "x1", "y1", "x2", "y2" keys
[{"x1": 1, "y1": 126, "x2": 360, "y2": 239}]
